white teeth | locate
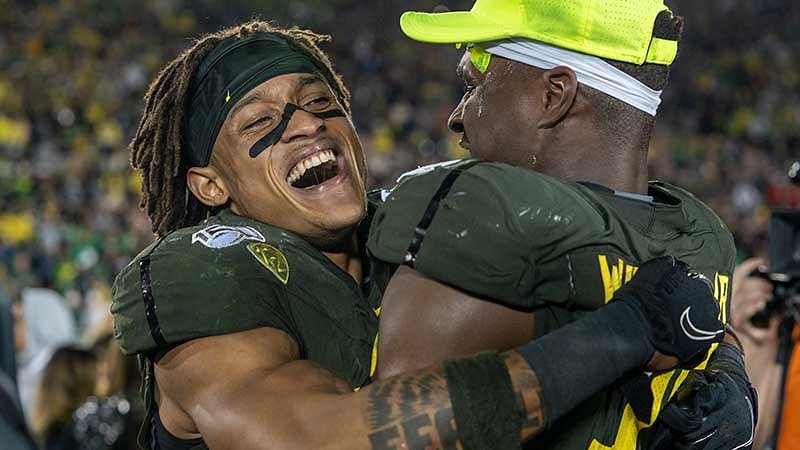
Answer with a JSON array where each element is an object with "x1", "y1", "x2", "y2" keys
[{"x1": 286, "y1": 149, "x2": 337, "y2": 186}]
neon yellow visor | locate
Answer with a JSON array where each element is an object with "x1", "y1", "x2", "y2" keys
[{"x1": 400, "y1": 0, "x2": 678, "y2": 66}]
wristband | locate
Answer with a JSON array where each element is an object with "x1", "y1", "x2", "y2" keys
[{"x1": 443, "y1": 352, "x2": 522, "y2": 450}]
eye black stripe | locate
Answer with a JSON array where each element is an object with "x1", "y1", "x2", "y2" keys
[{"x1": 247, "y1": 103, "x2": 346, "y2": 159}]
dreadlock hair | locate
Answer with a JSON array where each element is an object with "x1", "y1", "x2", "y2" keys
[
  {"x1": 129, "y1": 20, "x2": 351, "y2": 237},
  {"x1": 584, "y1": 10, "x2": 685, "y2": 145}
]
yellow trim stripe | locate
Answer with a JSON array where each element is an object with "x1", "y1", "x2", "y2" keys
[{"x1": 369, "y1": 307, "x2": 381, "y2": 378}]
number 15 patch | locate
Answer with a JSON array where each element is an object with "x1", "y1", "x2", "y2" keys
[{"x1": 247, "y1": 243, "x2": 290, "y2": 285}]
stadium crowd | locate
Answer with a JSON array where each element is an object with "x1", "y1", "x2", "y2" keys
[{"x1": 0, "y1": 0, "x2": 798, "y2": 449}]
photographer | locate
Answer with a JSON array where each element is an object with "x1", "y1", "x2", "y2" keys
[
  {"x1": 732, "y1": 258, "x2": 784, "y2": 449},
  {"x1": 733, "y1": 162, "x2": 800, "y2": 450},
  {"x1": 732, "y1": 258, "x2": 800, "y2": 450}
]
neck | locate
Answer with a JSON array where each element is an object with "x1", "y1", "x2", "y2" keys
[
  {"x1": 539, "y1": 121, "x2": 651, "y2": 194},
  {"x1": 322, "y1": 232, "x2": 363, "y2": 283}
]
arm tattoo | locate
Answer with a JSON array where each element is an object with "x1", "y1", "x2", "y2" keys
[
  {"x1": 505, "y1": 353, "x2": 546, "y2": 440},
  {"x1": 364, "y1": 352, "x2": 546, "y2": 450},
  {"x1": 365, "y1": 370, "x2": 461, "y2": 450}
]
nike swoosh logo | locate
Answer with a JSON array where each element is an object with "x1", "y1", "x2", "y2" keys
[
  {"x1": 679, "y1": 307, "x2": 725, "y2": 341},
  {"x1": 731, "y1": 396, "x2": 755, "y2": 450}
]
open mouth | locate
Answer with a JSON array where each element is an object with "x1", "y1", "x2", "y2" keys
[{"x1": 286, "y1": 149, "x2": 342, "y2": 189}]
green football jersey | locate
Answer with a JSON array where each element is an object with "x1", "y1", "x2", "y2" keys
[
  {"x1": 367, "y1": 159, "x2": 735, "y2": 450},
  {"x1": 112, "y1": 208, "x2": 385, "y2": 449},
  {"x1": 113, "y1": 208, "x2": 381, "y2": 386}
]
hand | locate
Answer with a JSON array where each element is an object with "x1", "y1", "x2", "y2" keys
[
  {"x1": 653, "y1": 343, "x2": 757, "y2": 450},
  {"x1": 730, "y1": 258, "x2": 780, "y2": 345},
  {"x1": 613, "y1": 256, "x2": 724, "y2": 370}
]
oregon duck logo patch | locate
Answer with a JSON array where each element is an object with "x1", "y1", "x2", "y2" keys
[
  {"x1": 191, "y1": 225, "x2": 265, "y2": 248},
  {"x1": 247, "y1": 243, "x2": 289, "y2": 284}
]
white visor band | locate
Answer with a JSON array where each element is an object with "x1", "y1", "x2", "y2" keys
[{"x1": 483, "y1": 39, "x2": 663, "y2": 116}]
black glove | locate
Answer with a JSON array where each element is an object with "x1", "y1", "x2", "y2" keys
[
  {"x1": 653, "y1": 342, "x2": 757, "y2": 450},
  {"x1": 612, "y1": 256, "x2": 725, "y2": 366}
]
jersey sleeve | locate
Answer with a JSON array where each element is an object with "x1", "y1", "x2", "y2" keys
[
  {"x1": 655, "y1": 181, "x2": 737, "y2": 323},
  {"x1": 111, "y1": 231, "x2": 298, "y2": 356},
  {"x1": 367, "y1": 161, "x2": 607, "y2": 309}
]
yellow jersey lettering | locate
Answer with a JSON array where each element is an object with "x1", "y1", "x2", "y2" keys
[
  {"x1": 598, "y1": 255, "x2": 638, "y2": 302},
  {"x1": 592, "y1": 261, "x2": 729, "y2": 449},
  {"x1": 588, "y1": 369, "x2": 692, "y2": 450},
  {"x1": 714, "y1": 273, "x2": 730, "y2": 324}
]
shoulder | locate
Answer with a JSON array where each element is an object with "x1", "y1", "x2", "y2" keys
[
  {"x1": 368, "y1": 159, "x2": 604, "y2": 262},
  {"x1": 653, "y1": 181, "x2": 729, "y2": 228},
  {"x1": 112, "y1": 215, "x2": 291, "y2": 309},
  {"x1": 388, "y1": 158, "x2": 575, "y2": 197},
  {"x1": 367, "y1": 160, "x2": 604, "y2": 306},
  {"x1": 388, "y1": 159, "x2": 601, "y2": 216},
  {"x1": 651, "y1": 181, "x2": 736, "y2": 269},
  {"x1": 112, "y1": 212, "x2": 308, "y2": 356}
]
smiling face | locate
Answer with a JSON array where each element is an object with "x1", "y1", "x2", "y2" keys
[{"x1": 188, "y1": 73, "x2": 367, "y2": 249}]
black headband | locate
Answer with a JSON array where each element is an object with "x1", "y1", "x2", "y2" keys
[{"x1": 185, "y1": 33, "x2": 324, "y2": 167}]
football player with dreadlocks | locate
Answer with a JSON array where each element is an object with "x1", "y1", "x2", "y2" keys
[{"x1": 111, "y1": 19, "x2": 723, "y2": 450}]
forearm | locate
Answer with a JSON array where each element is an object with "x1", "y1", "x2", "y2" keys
[
  {"x1": 165, "y1": 330, "x2": 541, "y2": 449},
  {"x1": 187, "y1": 257, "x2": 720, "y2": 450},
  {"x1": 753, "y1": 363, "x2": 783, "y2": 450},
  {"x1": 736, "y1": 324, "x2": 781, "y2": 432},
  {"x1": 741, "y1": 336, "x2": 780, "y2": 385},
  {"x1": 738, "y1": 334, "x2": 782, "y2": 450},
  {"x1": 360, "y1": 352, "x2": 543, "y2": 449},
  {"x1": 362, "y1": 300, "x2": 655, "y2": 449},
  {"x1": 319, "y1": 262, "x2": 718, "y2": 450},
  {"x1": 208, "y1": 355, "x2": 539, "y2": 450}
]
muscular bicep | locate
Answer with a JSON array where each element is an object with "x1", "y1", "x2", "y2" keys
[
  {"x1": 155, "y1": 327, "x2": 366, "y2": 449},
  {"x1": 375, "y1": 266, "x2": 534, "y2": 380},
  {"x1": 154, "y1": 313, "x2": 550, "y2": 449}
]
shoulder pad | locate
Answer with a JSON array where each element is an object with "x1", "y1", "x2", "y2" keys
[
  {"x1": 651, "y1": 180, "x2": 736, "y2": 272},
  {"x1": 368, "y1": 161, "x2": 604, "y2": 307},
  {"x1": 395, "y1": 159, "x2": 473, "y2": 184},
  {"x1": 111, "y1": 212, "x2": 306, "y2": 355}
]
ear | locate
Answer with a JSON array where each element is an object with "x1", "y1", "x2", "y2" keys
[
  {"x1": 186, "y1": 166, "x2": 230, "y2": 207},
  {"x1": 538, "y1": 66, "x2": 578, "y2": 128}
]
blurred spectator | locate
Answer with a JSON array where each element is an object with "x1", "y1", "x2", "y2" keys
[
  {"x1": 29, "y1": 346, "x2": 96, "y2": 450},
  {"x1": 0, "y1": 288, "x2": 36, "y2": 450},
  {"x1": 70, "y1": 316, "x2": 143, "y2": 450},
  {"x1": 16, "y1": 287, "x2": 77, "y2": 422},
  {"x1": 2, "y1": 287, "x2": 19, "y2": 386},
  {"x1": 0, "y1": 368, "x2": 36, "y2": 450}
]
